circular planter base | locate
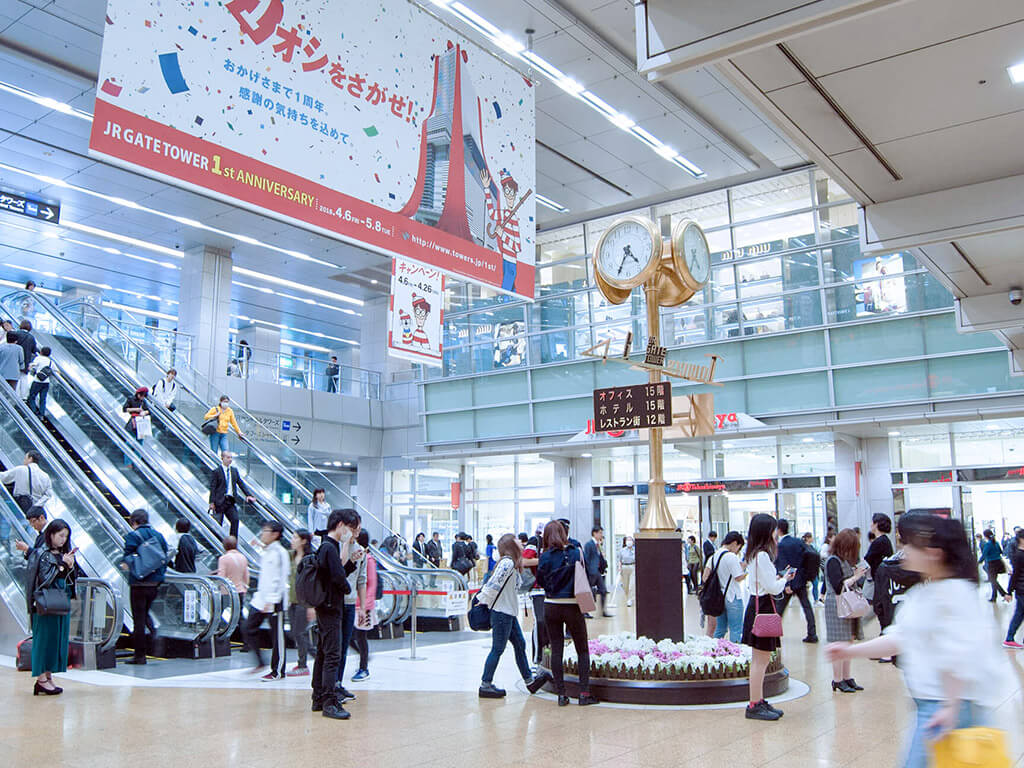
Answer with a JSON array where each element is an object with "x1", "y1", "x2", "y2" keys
[{"x1": 541, "y1": 666, "x2": 789, "y2": 706}]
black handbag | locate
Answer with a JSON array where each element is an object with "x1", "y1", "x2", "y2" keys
[
  {"x1": 201, "y1": 417, "x2": 220, "y2": 435},
  {"x1": 34, "y1": 586, "x2": 71, "y2": 616},
  {"x1": 990, "y1": 558, "x2": 1007, "y2": 575},
  {"x1": 468, "y1": 564, "x2": 514, "y2": 631}
]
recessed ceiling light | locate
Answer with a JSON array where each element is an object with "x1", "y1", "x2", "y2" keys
[
  {"x1": 888, "y1": 431, "x2": 901, "y2": 437},
  {"x1": 580, "y1": 453, "x2": 592, "y2": 458},
  {"x1": 343, "y1": 461, "x2": 352, "y2": 466},
  {"x1": 801, "y1": 437, "x2": 814, "y2": 443},
  {"x1": 1008, "y1": 62, "x2": 1024, "y2": 84},
  {"x1": 535, "y1": 194, "x2": 569, "y2": 214},
  {"x1": 985, "y1": 423, "x2": 1000, "y2": 430}
]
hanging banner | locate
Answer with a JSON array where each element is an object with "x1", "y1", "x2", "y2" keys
[
  {"x1": 89, "y1": 0, "x2": 537, "y2": 298},
  {"x1": 388, "y1": 256, "x2": 443, "y2": 367}
]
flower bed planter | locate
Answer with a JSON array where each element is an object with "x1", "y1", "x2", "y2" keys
[{"x1": 541, "y1": 633, "x2": 788, "y2": 705}]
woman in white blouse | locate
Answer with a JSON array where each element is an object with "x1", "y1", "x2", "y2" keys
[
  {"x1": 307, "y1": 488, "x2": 331, "y2": 537},
  {"x1": 707, "y1": 531, "x2": 748, "y2": 643},
  {"x1": 827, "y1": 514, "x2": 1004, "y2": 768},
  {"x1": 741, "y1": 514, "x2": 794, "y2": 721}
]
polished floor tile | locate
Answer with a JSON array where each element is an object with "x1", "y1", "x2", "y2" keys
[{"x1": 1, "y1": 592, "x2": 1021, "y2": 767}]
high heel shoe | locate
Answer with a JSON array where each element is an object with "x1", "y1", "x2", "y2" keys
[
  {"x1": 831, "y1": 680, "x2": 855, "y2": 693},
  {"x1": 843, "y1": 678, "x2": 863, "y2": 691},
  {"x1": 33, "y1": 681, "x2": 61, "y2": 696}
]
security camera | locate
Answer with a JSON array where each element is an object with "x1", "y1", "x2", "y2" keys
[{"x1": 1011, "y1": 288, "x2": 1023, "y2": 306}]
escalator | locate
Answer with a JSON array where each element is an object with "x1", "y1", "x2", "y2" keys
[
  {"x1": 8, "y1": 291, "x2": 465, "y2": 610},
  {"x1": 0, "y1": 384, "x2": 240, "y2": 654}
]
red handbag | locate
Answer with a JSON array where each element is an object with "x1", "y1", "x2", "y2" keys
[{"x1": 751, "y1": 559, "x2": 783, "y2": 638}]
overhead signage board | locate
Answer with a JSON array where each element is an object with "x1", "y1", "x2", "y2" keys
[
  {"x1": 388, "y1": 256, "x2": 443, "y2": 367},
  {"x1": 89, "y1": 0, "x2": 537, "y2": 298},
  {"x1": 593, "y1": 383, "x2": 672, "y2": 433},
  {"x1": 0, "y1": 191, "x2": 59, "y2": 224}
]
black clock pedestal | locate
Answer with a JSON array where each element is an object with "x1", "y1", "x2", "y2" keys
[{"x1": 634, "y1": 531, "x2": 684, "y2": 642}]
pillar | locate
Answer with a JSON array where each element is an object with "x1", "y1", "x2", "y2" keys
[
  {"x1": 835, "y1": 435, "x2": 894, "y2": 536},
  {"x1": 236, "y1": 323, "x2": 280, "y2": 384},
  {"x1": 178, "y1": 245, "x2": 233, "y2": 385},
  {"x1": 551, "y1": 457, "x2": 592, "y2": 538}
]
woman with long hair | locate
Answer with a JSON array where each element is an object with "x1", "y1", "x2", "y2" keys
[
  {"x1": 476, "y1": 533, "x2": 547, "y2": 698},
  {"x1": 978, "y1": 528, "x2": 1008, "y2": 602},
  {"x1": 287, "y1": 529, "x2": 314, "y2": 676},
  {"x1": 26, "y1": 519, "x2": 76, "y2": 695},
  {"x1": 537, "y1": 521, "x2": 597, "y2": 706},
  {"x1": 741, "y1": 513, "x2": 793, "y2": 721},
  {"x1": 307, "y1": 489, "x2": 330, "y2": 538},
  {"x1": 827, "y1": 515, "x2": 1003, "y2": 768},
  {"x1": 824, "y1": 528, "x2": 868, "y2": 692}
]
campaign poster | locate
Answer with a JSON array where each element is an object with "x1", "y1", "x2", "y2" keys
[
  {"x1": 388, "y1": 256, "x2": 443, "y2": 367},
  {"x1": 89, "y1": 0, "x2": 537, "y2": 298}
]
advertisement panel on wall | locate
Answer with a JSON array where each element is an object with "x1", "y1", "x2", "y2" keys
[
  {"x1": 388, "y1": 256, "x2": 444, "y2": 367},
  {"x1": 89, "y1": 0, "x2": 537, "y2": 298}
]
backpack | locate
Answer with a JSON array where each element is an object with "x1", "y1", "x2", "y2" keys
[
  {"x1": 698, "y1": 551, "x2": 730, "y2": 618},
  {"x1": 802, "y1": 544, "x2": 822, "y2": 579},
  {"x1": 34, "y1": 364, "x2": 51, "y2": 382},
  {"x1": 294, "y1": 552, "x2": 327, "y2": 608},
  {"x1": 128, "y1": 530, "x2": 168, "y2": 582}
]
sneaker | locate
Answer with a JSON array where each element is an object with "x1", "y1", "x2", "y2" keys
[
  {"x1": 478, "y1": 682, "x2": 506, "y2": 699},
  {"x1": 745, "y1": 700, "x2": 781, "y2": 721},
  {"x1": 1003, "y1": 640, "x2": 1024, "y2": 650},
  {"x1": 351, "y1": 669, "x2": 370, "y2": 682},
  {"x1": 762, "y1": 699, "x2": 784, "y2": 717},
  {"x1": 322, "y1": 702, "x2": 351, "y2": 720},
  {"x1": 287, "y1": 666, "x2": 310, "y2": 677},
  {"x1": 311, "y1": 699, "x2": 323, "y2": 712},
  {"x1": 557, "y1": 695, "x2": 570, "y2": 707},
  {"x1": 334, "y1": 683, "x2": 356, "y2": 702},
  {"x1": 578, "y1": 692, "x2": 599, "y2": 706},
  {"x1": 802, "y1": 636, "x2": 819, "y2": 644},
  {"x1": 260, "y1": 672, "x2": 280, "y2": 682}
]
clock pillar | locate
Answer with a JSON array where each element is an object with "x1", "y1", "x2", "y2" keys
[{"x1": 635, "y1": 274, "x2": 685, "y2": 642}]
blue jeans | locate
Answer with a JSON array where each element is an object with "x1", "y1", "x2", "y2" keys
[
  {"x1": 713, "y1": 597, "x2": 744, "y2": 643},
  {"x1": 501, "y1": 260, "x2": 517, "y2": 292},
  {"x1": 336, "y1": 603, "x2": 356, "y2": 684},
  {"x1": 904, "y1": 699, "x2": 990, "y2": 768},
  {"x1": 209, "y1": 432, "x2": 229, "y2": 453},
  {"x1": 811, "y1": 576, "x2": 820, "y2": 601},
  {"x1": 1007, "y1": 594, "x2": 1024, "y2": 642},
  {"x1": 482, "y1": 611, "x2": 533, "y2": 684},
  {"x1": 27, "y1": 381, "x2": 48, "y2": 417}
]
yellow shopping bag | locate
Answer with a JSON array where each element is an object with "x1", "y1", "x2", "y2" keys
[{"x1": 931, "y1": 728, "x2": 1010, "y2": 768}]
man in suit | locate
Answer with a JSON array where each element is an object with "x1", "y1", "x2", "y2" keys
[
  {"x1": 208, "y1": 451, "x2": 255, "y2": 539},
  {"x1": 702, "y1": 530, "x2": 717, "y2": 562},
  {"x1": 774, "y1": 518, "x2": 818, "y2": 643},
  {"x1": 425, "y1": 531, "x2": 443, "y2": 567},
  {"x1": 584, "y1": 526, "x2": 611, "y2": 618}
]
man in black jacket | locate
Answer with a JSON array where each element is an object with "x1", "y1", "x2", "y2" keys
[
  {"x1": 313, "y1": 509, "x2": 357, "y2": 720},
  {"x1": 774, "y1": 518, "x2": 818, "y2": 643},
  {"x1": 208, "y1": 451, "x2": 254, "y2": 539},
  {"x1": 425, "y1": 531, "x2": 443, "y2": 567},
  {"x1": 702, "y1": 530, "x2": 717, "y2": 562},
  {"x1": 583, "y1": 526, "x2": 611, "y2": 618},
  {"x1": 14, "y1": 320, "x2": 37, "y2": 374},
  {"x1": 14, "y1": 505, "x2": 47, "y2": 558}
]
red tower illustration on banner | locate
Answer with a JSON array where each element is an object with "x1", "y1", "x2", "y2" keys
[{"x1": 400, "y1": 42, "x2": 497, "y2": 250}]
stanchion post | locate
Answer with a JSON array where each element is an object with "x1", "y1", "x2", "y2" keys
[{"x1": 400, "y1": 584, "x2": 427, "y2": 661}]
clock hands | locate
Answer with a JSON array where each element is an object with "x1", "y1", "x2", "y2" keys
[{"x1": 616, "y1": 244, "x2": 639, "y2": 276}]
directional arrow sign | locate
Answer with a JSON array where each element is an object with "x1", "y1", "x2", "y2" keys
[
  {"x1": 0, "y1": 191, "x2": 60, "y2": 225},
  {"x1": 290, "y1": 435, "x2": 300, "y2": 446},
  {"x1": 292, "y1": 421, "x2": 302, "y2": 432}
]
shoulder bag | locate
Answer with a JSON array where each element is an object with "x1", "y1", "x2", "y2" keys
[
  {"x1": 201, "y1": 411, "x2": 220, "y2": 435},
  {"x1": 751, "y1": 555, "x2": 783, "y2": 638},
  {"x1": 468, "y1": 561, "x2": 515, "y2": 631},
  {"x1": 836, "y1": 580, "x2": 871, "y2": 619},
  {"x1": 573, "y1": 548, "x2": 597, "y2": 613},
  {"x1": 33, "y1": 553, "x2": 71, "y2": 616}
]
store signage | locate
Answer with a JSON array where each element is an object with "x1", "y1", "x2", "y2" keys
[
  {"x1": 450, "y1": 481, "x2": 460, "y2": 511},
  {"x1": 388, "y1": 256, "x2": 444, "y2": 367},
  {"x1": 0, "y1": 190, "x2": 59, "y2": 224},
  {"x1": 593, "y1": 383, "x2": 672, "y2": 432},
  {"x1": 89, "y1": 0, "x2": 536, "y2": 298},
  {"x1": 719, "y1": 242, "x2": 771, "y2": 262},
  {"x1": 670, "y1": 482, "x2": 726, "y2": 494}
]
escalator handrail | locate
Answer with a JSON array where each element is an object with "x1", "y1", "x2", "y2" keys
[
  {"x1": 53, "y1": 295, "x2": 408, "y2": 542},
  {"x1": 74, "y1": 577, "x2": 125, "y2": 653},
  {"x1": 42, "y1": 365, "x2": 268, "y2": 567},
  {"x1": 207, "y1": 574, "x2": 242, "y2": 639},
  {"x1": 370, "y1": 546, "x2": 467, "y2": 590},
  {"x1": 5, "y1": 295, "x2": 285, "y2": 539},
  {"x1": 164, "y1": 570, "x2": 220, "y2": 643}
]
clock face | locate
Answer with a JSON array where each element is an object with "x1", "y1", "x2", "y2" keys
[
  {"x1": 595, "y1": 218, "x2": 659, "y2": 289},
  {"x1": 672, "y1": 219, "x2": 711, "y2": 291}
]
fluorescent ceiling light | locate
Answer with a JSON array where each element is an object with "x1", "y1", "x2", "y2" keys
[
  {"x1": 610, "y1": 113, "x2": 636, "y2": 131},
  {"x1": 580, "y1": 453, "x2": 592, "y2": 458},
  {"x1": 630, "y1": 125, "x2": 663, "y2": 150},
  {"x1": 556, "y1": 77, "x2": 584, "y2": 97},
  {"x1": 1008, "y1": 62, "x2": 1024, "y2": 84},
  {"x1": 655, "y1": 144, "x2": 677, "y2": 160},
  {"x1": 61, "y1": 221, "x2": 182, "y2": 258},
  {"x1": 985, "y1": 423, "x2": 1001, "y2": 430},
  {"x1": 282, "y1": 338, "x2": 331, "y2": 353},
  {"x1": 0, "y1": 81, "x2": 92, "y2": 121},
  {"x1": 449, "y1": 2, "x2": 502, "y2": 38},
  {"x1": 580, "y1": 90, "x2": 616, "y2": 117},
  {"x1": 0, "y1": 278, "x2": 60, "y2": 297},
  {"x1": 520, "y1": 51, "x2": 567, "y2": 82},
  {"x1": 801, "y1": 437, "x2": 814, "y2": 443},
  {"x1": 535, "y1": 194, "x2": 569, "y2": 214},
  {"x1": 888, "y1": 431, "x2": 901, "y2": 437},
  {"x1": 232, "y1": 266, "x2": 363, "y2": 306},
  {"x1": 672, "y1": 155, "x2": 705, "y2": 179}
]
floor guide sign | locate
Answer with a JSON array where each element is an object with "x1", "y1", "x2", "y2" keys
[{"x1": 90, "y1": 0, "x2": 537, "y2": 298}]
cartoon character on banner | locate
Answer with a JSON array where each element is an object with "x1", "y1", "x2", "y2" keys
[
  {"x1": 411, "y1": 294, "x2": 432, "y2": 348},
  {"x1": 399, "y1": 309, "x2": 414, "y2": 345},
  {"x1": 481, "y1": 169, "x2": 532, "y2": 295},
  {"x1": 493, "y1": 321, "x2": 525, "y2": 368}
]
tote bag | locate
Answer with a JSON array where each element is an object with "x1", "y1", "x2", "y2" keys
[
  {"x1": 574, "y1": 551, "x2": 596, "y2": 613},
  {"x1": 135, "y1": 414, "x2": 153, "y2": 439},
  {"x1": 931, "y1": 727, "x2": 1011, "y2": 768}
]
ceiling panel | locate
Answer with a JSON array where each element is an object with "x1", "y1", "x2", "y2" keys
[
  {"x1": 550, "y1": 138, "x2": 628, "y2": 176},
  {"x1": 764, "y1": 82, "x2": 865, "y2": 156}
]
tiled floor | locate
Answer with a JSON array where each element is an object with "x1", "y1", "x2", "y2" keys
[{"x1": 1, "y1": 594, "x2": 1022, "y2": 768}]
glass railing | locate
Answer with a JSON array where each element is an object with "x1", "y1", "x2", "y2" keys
[
  {"x1": 0, "y1": 485, "x2": 35, "y2": 636},
  {"x1": 72, "y1": 577, "x2": 125, "y2": 653},
  {"x1": 223, "y1": 340, "x2": 381, "y2": 399}
]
